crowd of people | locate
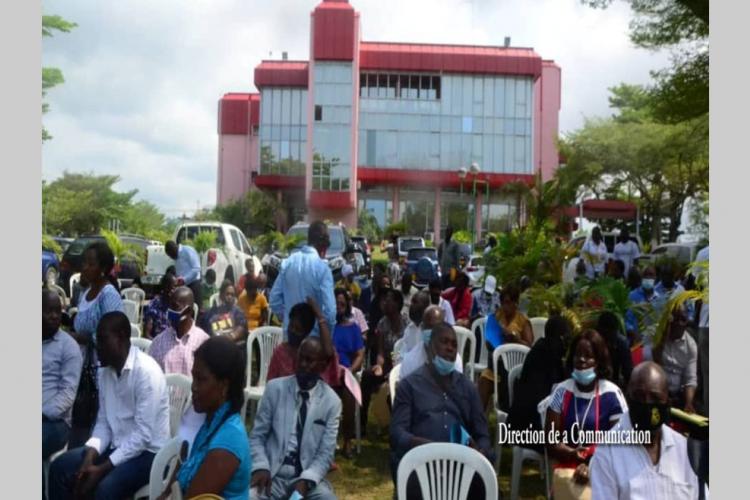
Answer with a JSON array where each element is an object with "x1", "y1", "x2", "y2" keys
[{"x1": 41, "y1": 222, "x2": 708, "y2": 499}]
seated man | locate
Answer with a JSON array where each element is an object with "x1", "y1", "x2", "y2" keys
[
  {"x1": 250, "y1": 337, "x2": 341, "y2": 500},
  {"x1": 654, "y1": 305, "x2": 698, "y2": 413},
  {"x1": 50, "y1": 311, "x2": 170, "y2": 500},
  {"x1": 399, "y1": 305, "x2": 463, "y2": 381},
  {"x1": 591, "y1": 362, "x2": 703, "y2": 498},
  {"x1": 43, "y1": 290, "x2": 83, "y2": 461},
  {"x1": 400, "y1": 291, "x2": 431, "y2": 353},
  {"x1": 390, "y1": 322, "x2": 494, "y2": 498},
  {"x1": 148, "y1": 286, "x2": 209, "y2": 375}
]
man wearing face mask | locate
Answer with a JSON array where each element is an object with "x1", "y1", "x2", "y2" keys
[
  {"x1": 591, "y1": 362, "x2": 703, "y2": 499},
  {"x1": 625, "y1": 266, "x2": 661, "y2": 346},
  {"x1": 250, "y1": 337, "x2": 341, "y2": 500},
  {"x1": 390, "y1": 322, "x2": 494, "y2": 498},
  {"x1": 399, "y1": 305, "x2": 463, "y2": 381},
  {"x1": 148, "y1": 286, "x2": 209, "y2": 376}
]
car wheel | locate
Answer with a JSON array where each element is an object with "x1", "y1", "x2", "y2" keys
[
  {"x1": 46, "y1": 266, "x2": 59, "y2": 286},
  {"x1": 224, "y1": 267, "x2": 235, "y2": 284}
]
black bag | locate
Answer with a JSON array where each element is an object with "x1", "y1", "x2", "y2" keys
[{"x1": 72, "y1": 344, "x2": 99, "y2": 429}]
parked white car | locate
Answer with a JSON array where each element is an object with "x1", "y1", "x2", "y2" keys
[
  {"x1": 142, "y1": 222, "x2": 262, "y2": 294},
  {"x1": 396, "y1": 236, "x2": 425, "y2": 258}
]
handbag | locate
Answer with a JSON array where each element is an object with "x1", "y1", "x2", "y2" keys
[{"x1": 72, "y1": 342, "x2": 99, "y2": 428}]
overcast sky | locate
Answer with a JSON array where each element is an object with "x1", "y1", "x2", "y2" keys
[{"x1": 42, "y1": 0, "x2": 671, "y2": 216}]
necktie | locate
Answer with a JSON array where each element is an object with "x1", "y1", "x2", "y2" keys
[{"x1": 295, "y1": 390, "x2": 310, "y2": 475}]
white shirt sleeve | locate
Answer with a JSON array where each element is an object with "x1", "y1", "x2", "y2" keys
[{"x1": 590, "y1": 444, "x2": 620, "y2": 499}]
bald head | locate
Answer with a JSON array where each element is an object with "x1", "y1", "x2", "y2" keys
[
  {"x1": 171, "y1": 286, "x2": 195, "y2": 308},
  {"x1": 422, "y1": 305, "x2": 445, "y2": 329},
  {"x1": 42, "y1": 289, "x2": 63, "y2": 338},
  {"x1": 409, "y1": 291, "x2": 431, "y2": 325},
  {"x1": 628, "y1": 362, "x2": 669, "y2": 403}
]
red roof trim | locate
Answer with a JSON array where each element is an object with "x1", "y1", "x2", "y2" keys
[
  {"x1": 309, "y1": 190, "x2": 354, "y2": 209},
  {"x1": 560, "y1": 200, "x2": 638, "y2": 220},
  {"x1": 218, "y1": 93, "x2": 260, "y2": 135},
  {"x1": 254, "y1": 61, "x2": 309, "y2": 88},
  {"x1": 358, "y1": 167, "x2": 534, "y2": 189}
]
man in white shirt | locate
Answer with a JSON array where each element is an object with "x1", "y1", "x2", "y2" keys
[
  {"x1": 428, "y1": 279, "x2": 455, "y2": 325},
  {"x1": 580, "y1": 226, "x2": 608, "y2": 278},
  {"x1": 612, "y1": 228, "x2": 640, "y2": 276},
  {"x1": 591, "y1": 362, "x2": 703, "y2": 499},
  {"x1": 400, "y1": 291, "x2": 431, "y2": 353},
  {"x1": 400, "y1": 305, "x2": 463, "y2": 380},
  {"x1": 50, "y1": 311, "x2": 170, "y2": 500}
]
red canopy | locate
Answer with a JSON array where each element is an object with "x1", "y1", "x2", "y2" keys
[{"x1": 561, "y1": 199, "x2": 638, "y2": 220}]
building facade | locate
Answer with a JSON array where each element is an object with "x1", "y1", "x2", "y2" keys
[{"x1": 217, "y1": 0, "x2": 561, "y2": 242}]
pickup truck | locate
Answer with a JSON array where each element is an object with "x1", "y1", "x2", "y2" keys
[{"x1": 142, "y1": 222, "x2": 262, "y2": 295}]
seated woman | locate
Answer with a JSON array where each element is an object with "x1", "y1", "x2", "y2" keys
[
  {"x1": 545, "y1": 329, "x2": 627, "y2": 495},
  {"x1": 200, "y1": 279, "x2": 248, "y2": 344},
  {"x1": 237, "y1": 275, "x2": 269, "y2": 331},
  {"x1": 477, "y1": 284, "x2": 534, "y2": 411},
  {"x1": 333, "y1": 288, "x2": 365, "y2": 458},
  {"x1": 143, "y1": 271, "x2": 176, "y2": 339},
  {"x1": 161, "y1": 336, "x2": 251, "y2": 500},
  {"x1": 266, "y1": 297, "x2": 340, "y2": 388}
]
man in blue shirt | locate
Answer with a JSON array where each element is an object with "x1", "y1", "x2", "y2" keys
[
  {"x1": 166, "y1": 240, "x2": 202, "y2": 309},
  {"x1": 270, "y1": 221, "x2": 336, "y2": 339}
]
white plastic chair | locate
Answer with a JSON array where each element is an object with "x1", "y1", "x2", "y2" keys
[
  {"x1": 453, "y1": 326, "x2": 475, "y2": 380},
  {"x1": 131, "y1": 323, "x2": 142, "y2": 338},
  {"x1": 389, "y1": 363, "x2": 401, "y2": 402},
  {"x1": 131, "y1": 337, "x2": 152, "y2": 353},
  {"x1": 492, "y1": 344, "x2": 530, "y2": 473},
  {"x1": 43, "y1": 445, "x2": 67, "y2": 500},
  {"x1": 47, "y1": 283, "x2": 68, "y2": 307},
  {"x1": 509, "y1": 392, "x2": 548, "y2": 500},
  {"x1": 69, "y1": 273, "x2": 81, "y2": 295},
  {"x1": 342, "y1": 367, "x2": 363, "y2": 455},
  {"x1": 122, "y1": 287, "x2": 146, "y2": 305},
  {"x1": 467, "y1": 317, "x2": 488, "y2": 380},
  {"x1": 393, "y1": 338, "x2": 405, "y2": 364},
  {"x1": 132, "y1": 436, "x2": 184, "y2": 500},
  {"x1": 192, "y1": 303, "x2": 199, "y2": 319},
  {"x1": 166, "y1": 373, "x2": 193, "y2": 438},
  {"x1": 245, "y1": 326, "x2": 283, "y2": 423},
  {"x1": 123, "y1": 299, "x2": 141, "y2": 325},
  {"x1": 507, "y1": 364, "x2": 523, "y2": 411},
  {"x1": 397, "y1": 442, "x2": 498, "y2": 500},
  {"x1": 530, "y1": 317, "x2": 548, "y2": 345},
  {"x1": 209, "y1": 292, "x2": 221, "y2": 308}
]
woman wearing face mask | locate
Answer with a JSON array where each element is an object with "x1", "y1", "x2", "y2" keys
[
  {"x1": 200, "y1": 280, "x2": 248, "y2": 343},
  {"x1": 545, "y1": 329, "x2": 628, "y2": 496},
  {"x1": 266, "y1": 298, "x2": 340, "y2": 388}
]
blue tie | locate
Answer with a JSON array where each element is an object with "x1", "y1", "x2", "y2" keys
[{"x1": 295, "y1": 391, "x2": 310, "y2": 475}]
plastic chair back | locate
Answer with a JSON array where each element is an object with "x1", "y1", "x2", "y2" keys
[
  {"x1": 492, "y1": 344, "x2": 530, "y2": 411},
  {"x1": 246, "y1": 326, "x2": 283, "y2": 388},
  {"x1": 166, "y1": 373, "x2": 192, "y2": 438},
  {"x1": 397, "y1": 442, "x2": 497, "y2": 500},
  {"x1": 209, "y1": 292, "x2": 221, "y2": 308},
  {"x1": 530, "y1": 317, "x2": 548, "y2": 344},
  {"x1": 470, "y1": 317, "x2": 488, "y2": 367},
  {"x1": 146, "y1": 437, "x2": 184, "y2": 500},
  {"x1": 507, "y1": 364, "x2": 523, "y2": 408},
  {"x1": 131, "y1": 337, "x2": 152, "y2": 353},
  {"x1": 123, "y1": 299, "x2": 140, "y2": 325},
  {"x1": 130, "y1": 323, "x2": 143, "y2": 338},
  {"x1": 453, "y1": 326, "x2": 475, "y2": 380},
  {"x1": 70, "y1": 273, "x2": 81, "y2": 295},
  {"x1": 121, "y1": 287, "x2": 146, "y2": 304},
  {"x1": 389, "y1": 363, "x2": 401, "y2": 400}
]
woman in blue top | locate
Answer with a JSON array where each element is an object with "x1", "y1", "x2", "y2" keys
[
  {"x1": 333, "y1": 288, "x2": 364, "y2": 458},
  {"x1": 161, "y1": 336, "x2": 251, "y2": 500}
]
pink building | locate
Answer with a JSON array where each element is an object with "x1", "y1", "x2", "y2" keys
[{"x1": 218, "y1": 0, "x2": 561, "y2": 240}]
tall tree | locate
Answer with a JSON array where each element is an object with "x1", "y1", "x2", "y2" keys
[{"x1": 42, "y1": 14, "x2": 77, "y2": 141}]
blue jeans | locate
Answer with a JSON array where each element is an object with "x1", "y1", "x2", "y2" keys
[
  {"x1": 43, "y1": 418, "x2": 70, "y2": 460},
  {"x1": 49, "y1": 446, "x2": 155, "y2": 500}
]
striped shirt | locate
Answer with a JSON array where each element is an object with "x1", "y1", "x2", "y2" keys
[{"x1": 148, "y1": 324, "x2": 209, "y2": 375}]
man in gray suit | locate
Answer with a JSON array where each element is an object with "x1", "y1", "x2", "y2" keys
[{"x1": 250, "y1": 337, "x2": 341, "y2": 500}]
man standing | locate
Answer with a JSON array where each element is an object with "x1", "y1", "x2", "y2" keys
[
  {"x1": 400, "y1": 307, "x2": 463, "y2": 380},
  {"x1": 250, "y1": 337, "x2": 340, "y2": 500},
  {"x1": 148, "y1": 286, "x2": 209, "y2": 375},
  {"x1": 50, "y1": 311, "x2": 170, "y2": 499},
  {"x1": 613, "y1": 228, "x2": 640, "y2": 276},
  {"x1": 438, "y1": 226, "x2": 460, "y2": 289},
  {"x1": 43, "y1": 291, "x2": 83, "y2": 461},
  {"x1": 591, "y1": 362, "x2": 702, "y2": 499},
  {"x1": 625, "y1": 266, "x2": 661, "y2": 345},
  {"x1": 270, "y1": 221, "x2": 336, "y2": 339},
  {"x1": 165, "y1": 240, "x2": 203, "y2": 310}
]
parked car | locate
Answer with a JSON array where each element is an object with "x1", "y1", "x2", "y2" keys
[
  {"x1": 58, "y1": 234, "x2": 151, "y2": 295},
  {"x1": 639, "y1": 242, "x2": 702, "y2": 268},
  {"x1": 143, "y1": 222, "x2": 262, "y2": 296},
  {"x1": 405, "y1": 247, "x2": 441, "y2": 288},
  {"x1": 42, "y1": 248, "x2": 60, "y2": 285},
  {"x1": 52, "y1": 237, "x2": 74, "y2": 255},
  {"x1": 464, "y1": 255, "x2": 486, "y2": 288},
  {"x1": 286, "y1": 222, "x2": 352, "y2": 280},
  {"x1": 396, "y1": 236, "x2": 425, "y2": 259},
  {"x1": 350, "y1": 235, "x2": 371, "y2": 266}
]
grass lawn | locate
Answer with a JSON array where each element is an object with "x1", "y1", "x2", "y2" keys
[{"x1": 327, "y1": 408, "x2": 548, "y2": 499}]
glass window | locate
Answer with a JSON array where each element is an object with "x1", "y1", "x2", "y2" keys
[
  {"x1": 230, "y1": 230, "x2": 243, "y2": 252},
  {"x1": 272, "y1": 88, "x2": 281, "y2": 123},
  {"x1": 314, "y1": 105, "x2": 322, "y2": 121},
  {"x1": 433, "y1": 76, "x2": 441, "y2": 100},
  {"x1": 378, "y1": 74, "x2": 388, "y2": 98},
  {"x1": 387, "y1": 75, "x2": 397, "y2": 98}
]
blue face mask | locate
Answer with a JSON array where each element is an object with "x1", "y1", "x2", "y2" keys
[
  {"x1": 572, "y1": 367, "x2": 597, "y2": 386},
  {"x1": 167, "y1": 307, "x2": 189, "y2": 331},
  {"x1": 642, "y1": 278, "x2": 655, "y2": 291},
  {"x1": 432, "y1": 355, "x2": 455, "y2": 376},
  {"x1": 421, "y1": 329, "x2": 432, "y2": 346}
]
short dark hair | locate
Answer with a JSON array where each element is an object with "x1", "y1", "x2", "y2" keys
[
  {"x1": 85, "y1": 241, "x2": 115, "y2": 276},
  {"x1": 159, "y1": 272, "x2": 176, "y2": 293},
  {"x1": 204, "y1": 268, "x2": 217, "y2": 284},
  {"x1": 194, "y1": 336, "x2": 246, "y2": 414},
  {"x1": 307, "y1": 221, "x2": 330, "y2": 249},
  {"x1": 428, "y1": 278, "x2": 442, "y2": 291},
  {"x1": 567, "y1": 329, "x2": 612, "y2": 380},
  {"x1": 289, "y1": 302, "x2": 316, "y2": 335},
  {"x1": 381, "y1": 287, "x2": 404, "y2": 310},
  {"x1": 165, "y1": 241, "x2": 178, "y2": 255},
  {"x1": 596, "y1": 311, "x2": 621, "y2": 338},
  {"x1": 334, "y1": 287, "x2": 353, "y2": 318},
  {"x1": 455, "y1": 272, "x2": 469, "y2": 287},
  {"x1": 500, "y1": 284, "x2": 520, "y2": 303},
  {"x1": 545, "y1": 314, "x2": 570, "y2": 339},
  {"x1": 613, "y1": 260, "x2": 626, "y2": 274},
  {"x1": 97, "y1": 311, "x2": 131, "y2": 342},
  {"x1": 219, "y1": 279, "x2": 235, "y2": 297}
]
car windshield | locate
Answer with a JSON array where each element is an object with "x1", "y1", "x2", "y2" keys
[
  {"x1": 399, "y1": 238, "x2": 423, "y2": 252},
  {"x1": 408, "y1": 248, "x2": 436, "y2": 261},
  {"x1": 287, "y1": 226, "x2": 345, "y2": 254},
  {"x1": 66, "y1": 237, "x2": 102, "y2": 256}
]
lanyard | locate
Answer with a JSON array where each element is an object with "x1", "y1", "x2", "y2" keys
[{"x1": 574, "y1": 381, "x2": 600, "y2": 432}]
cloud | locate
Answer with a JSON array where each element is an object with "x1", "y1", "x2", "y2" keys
[{"x1": 42, "y1": 0, "x2": 671, "y2": 214}]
